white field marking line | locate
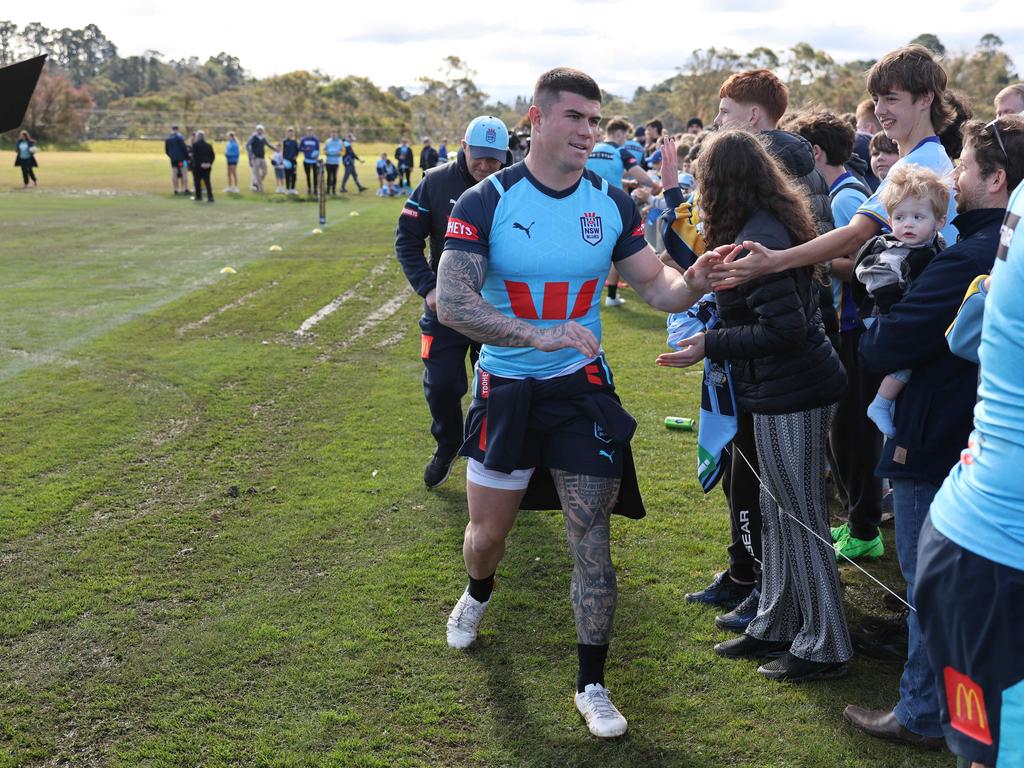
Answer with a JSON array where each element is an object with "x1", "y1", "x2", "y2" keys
[
  {"x1": 337, "y1": 288, "x2": 413, "y2": 349},
  {"x1": 295, "y1": 263, "x2": 390, "y2": 336},
  {"x1": 732, "y1": 444, "x2": 914, "y2": 612},
  {"x1": 178, "y1": 282, "x2": 278, "y2": 334}
]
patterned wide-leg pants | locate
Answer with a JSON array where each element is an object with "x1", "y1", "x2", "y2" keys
[{"x1": 745, "y1": 405, "x2": 852, "y2": 663}]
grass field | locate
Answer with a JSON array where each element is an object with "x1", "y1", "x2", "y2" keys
[{"x1": 0, "y1": 147, "x2": 949, "y2": 767}]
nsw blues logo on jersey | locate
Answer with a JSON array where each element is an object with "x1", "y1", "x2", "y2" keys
[{"x1": 580, "y1": 212, "x2": 603, "y2": 246}]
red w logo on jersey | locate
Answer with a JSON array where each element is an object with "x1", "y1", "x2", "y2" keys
[
  {"x1": 632, "y1": 221, "x2": 645, "y2": 237},
  {"x1": 446, "y1": 217, "x2": 479, "y2": 241}
]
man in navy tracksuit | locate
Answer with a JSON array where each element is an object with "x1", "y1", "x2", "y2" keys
[
  {"x1": 165, "y1": 124, "x2": 190, "y2": 195},
  {"x1": 395, "y1": 138, "x2": 415, "y2": 190},
  {"x1": 395, "y1": 116, "x2": 510, "y2": 487}
]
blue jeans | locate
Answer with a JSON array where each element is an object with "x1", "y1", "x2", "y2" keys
[{"x1": 891, "y1": 478, "x2": 944, "y2": 737}]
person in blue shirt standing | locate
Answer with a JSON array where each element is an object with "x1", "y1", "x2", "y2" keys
[
  {"x1": 281, "y1": 127, "x2": 299, "y2": 195},
  {"x1": 587, "y1": 116, "x2": 657, "y2": 307},
  {"x1": 914, "y1": 116, "x2": 1024, "y2": 768},
  {"x1": 164, "y1": 124, "x2": 190, "y2": 195},
  {"x1": 224, "y1": 131, "x2": 241, "y2": 193},
  {"x1": 341, "y1": 133, "x2": 366, "y2": 193},
  {"x1": 437, "y1": 138, "x2": 449, "y2": 164},
  {"x1": 395, "y1": 137, "x2": 414, "y2": 191},
  {"x1": 324, "y1": 128, "x2": 343, "y2": 195},
  {"x1": 14, "y1": 130, "x2": 38, "y2": 189},
  {"x1": 436, "y1": 67, "x2": 715, "y2": 740},
  {"x1": 299, "y1": 126, "x2": 320, "y2": 196}
]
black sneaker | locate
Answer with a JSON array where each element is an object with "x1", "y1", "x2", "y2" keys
[
  {"x1": 714, "y1": 634, "x2": 790, "y2": 660},
  {"x1": 758, "y1": 652, "x2": 848, "y2": 682},
  {"x1": 424, "y1": 450, "x2": 458, "y2": 489},
  {"x1": 852, "y1": 612, "x2": 908, "y2": 663},
  {"x1": 715, "y1": 587, "x2": 761, "y2": 633},
  {"x1": 685, "y1": 571, "x2": 755, "y2": 609}
]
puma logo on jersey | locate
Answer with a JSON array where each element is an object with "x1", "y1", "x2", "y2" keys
[
  {"x1": 513, "y1": 221, "x2": 535, "y2": 238},
  {"x1": 598, "y1": 449, "x2": 615, "y2": 463}
]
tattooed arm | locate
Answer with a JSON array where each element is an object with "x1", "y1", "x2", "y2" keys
[{"x1": 436, "y1": 248, "x2": 600, "y2": 357}]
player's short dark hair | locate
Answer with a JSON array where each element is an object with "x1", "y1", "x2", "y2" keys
[
  {"x1": 939, "y1": 90, "x2": 974, "y2": 159},
  {"x1": 646, "y1": 119, "x2": 664, "y2": 135},
  {"x1": 789, "y1": 109, "x2": 855, "y2": 166},
  {"x1": 719, "y1": 69, "x2": 789, "y2": 125},
  {"x1": 533, "y1": 68, "x2": 601, "y2": 110},
  {"x1": 605, "y1": 116, "x2": 633, "y2": 134},
  {"x1": 869, "y1": 131, "x2": 899, "y2": 156},
  {"x1": 686, "y1": 117, "x2": 704, "y2": 129},
  {"x1": 867, "y1": 45, "x2": 955, "y2": 133},
  {"x1": 962, "y1": 116, "x2": 1024, "y2": 194}
]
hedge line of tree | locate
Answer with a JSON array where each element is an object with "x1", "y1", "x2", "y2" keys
[{"x1": 1, "y1": 21, "x2": 1017, "y2": 144}]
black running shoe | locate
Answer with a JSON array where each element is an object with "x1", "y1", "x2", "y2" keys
[
  {"x1": 714, "y1": 634, "x2": 790, "y2": 660},
  {"x1": 715, "y1": 587, "x2": 761, "y2": 633},
  {"x1": 758, "y1": 652, "x2": 848, "y2": 682},
  {"x1": 424, "y1": 450, "x2": 458, "y2": 489},
  {"x1": 685, "y1": 571, "x2": 755, "y2": 609}
]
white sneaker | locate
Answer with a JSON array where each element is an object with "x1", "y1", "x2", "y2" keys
[
  {"x1": 574, "y1": 683, "x2": 628, "y2": 738},
  {"x1": 446, "y1": 587, "x2": 489, "y2": 649},
  {"x1": 604, "y1": 296, "x2": 626, "y2": 307}
]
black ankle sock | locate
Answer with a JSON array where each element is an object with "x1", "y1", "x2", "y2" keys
[
  {"x1": 577, "y1": 643, "x2": 609, "y2": 692},
  {"x1": 468, "y1": 573, "x2": 494, "y2": 603},
  {"x1": 607, "y1": 284, "x2": 618, "y2": 299}
]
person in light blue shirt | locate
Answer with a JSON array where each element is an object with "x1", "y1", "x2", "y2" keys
[
  {"x1": 324, "y1": 129, "x2": 343, "y2": 195},
  {"x1": 224, "y1": 131, "x2": 241, "y2": 193},
  {"x1": 299, "y1": 126, "x2": 320, "y2": 195}
]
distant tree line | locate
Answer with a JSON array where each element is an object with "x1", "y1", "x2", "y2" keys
[{"x1": 0, "y1": 21, "x2": 1017, "y2": 145}]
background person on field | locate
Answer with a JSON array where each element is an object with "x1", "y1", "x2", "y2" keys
[
  {"x1": 843, "y1": 116, "x2": 1020, "y2": 752},
  {"x1": 438, "y1": 138, "x2": 449, "y2": 163},
  {"x1": 299, "y1": 126, "x2": 320, "y2": 195},
  {"x1": 420, "y1": 137, "x2": 438, "y2": 177},
  {"x1": 224, "y1": 131, "x2": 240, "y2": 192},
  {"x1": 869, "y1": 131, "x2": 899, "y2": 181},
  {"x1": 341, "y1": 134, "x2": 366, "y2": 193},
  {"x1": 271, "y1": 150, "x2": 286, "y2": 193},
  {"x1": 246, "y1": 125, "x2": 277, "y2": 193},
  {"x1": 395, "y1": 115, "x2": 510, "y2": 488},
  {"x1": 324, "y1": 129, "x2": 343, "y2": 195},
  {"x1": 659, "y1": 130, "x2": 851, "y2": 684},
  {"x1": 14, "y1": 130, "x2": 38, "y2": 189},
  {"x1": 190, "y1": 130, "x2": 215, "y2": 202},
  {"x1": 395, "y1": 137, "x2": 414, "y2": 190},
  {"x1": 994, "y1": 82, "x2": 1024, "y2": 118},
  {"x1": 854, "y1": 98, "x2": 882, "y2": 191},
  {"x1": 164, "y1": 124, "x2": 190, "y2": 195},
  {"x1": 282, "y1": 127, "x2": 299, "y2": 195}
]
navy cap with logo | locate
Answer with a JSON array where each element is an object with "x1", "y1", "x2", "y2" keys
[{"x1": 464, "y1": 116, "x2": 509, "y2": 161}]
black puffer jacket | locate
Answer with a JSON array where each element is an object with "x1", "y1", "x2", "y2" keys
[
  {"x1": 762, "y1": 129, "x2": 835, "y2": 235},
  {"x1": 704, "y1": 209, "x2": 847, "y2": 415}
]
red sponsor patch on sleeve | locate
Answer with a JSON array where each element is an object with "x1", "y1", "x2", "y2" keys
[
  {"x1": 446, "y1": 217, "x2": 479, "y2": 241},
  {"x1": 632, "y1": 222, "x2": 645, "y2": 237},
  {"x1": 401, "y1": 206, "x2": 419, "y2": 218}
]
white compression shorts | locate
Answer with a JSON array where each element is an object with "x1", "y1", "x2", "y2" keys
[{"x1": 466, "y1": 458, "x2": 535, "y2": 490}]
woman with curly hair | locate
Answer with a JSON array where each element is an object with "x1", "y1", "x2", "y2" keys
[
  {"x1": 14, "y1": 130, "x2": 38, "y2": 188},
  {"x1": 658, "y1": 129, "x2": 851, "y2": 682}
]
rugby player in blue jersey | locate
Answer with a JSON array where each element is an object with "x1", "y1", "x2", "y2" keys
[{"x1": 436, "y1": 67, "x2": 714, "y2": 739}]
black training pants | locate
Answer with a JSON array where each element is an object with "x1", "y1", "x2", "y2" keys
[
  {"x1": 193, "y1": 168, "x2": 212, "y2": 200},
  {"x1": 304, "y1": 163, "x2": 318, "y2": 194},
  {"x1": 326, "y1": 164, "x2": 338, "y2": 193},
  {"x1": 419, "y1": 312, "x2": 479, "y2": 458},
  {"x1": 723, "y1": 411, "x2": 763, "y2": 585}
]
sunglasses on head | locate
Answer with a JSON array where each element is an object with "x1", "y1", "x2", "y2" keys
[{"x1": 986, "y1": 118, "x2": 1009, "y2": 165}]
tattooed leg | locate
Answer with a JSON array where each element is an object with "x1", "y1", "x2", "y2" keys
[{"x1": 551, "y1": 469, "x2": 620, "y2": 645}]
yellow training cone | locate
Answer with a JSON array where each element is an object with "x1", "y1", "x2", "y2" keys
[
  {"x1": 349, "y1": 211, "x2": 360, "y2": 217},
  {"x1": 312, "y1": 228, "x2": 322, "y2": 234},
  {"x1": 220, "y1": 266, "x2": 237, "y2": 274},
  {"x1": 269, "y1": 245, "x2": 283, "y2": 252}
]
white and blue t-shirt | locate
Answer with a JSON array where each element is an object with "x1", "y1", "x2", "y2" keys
[
  {"x1": 443, "y1": 163, "x2": 646, "y2": 379},
  {"x1": 929, "y1": 181, "x2": 1024, "y2": 570},
  {"x1": 831, "y1": 171, "x2": 870, "y2": 332},
  {"x1": 324, "y1": 137, "x2": 343, "y2": 165},
  {"x1": 856, "y1": 136, "x2": 958, "y2": 244},
  {"x1": 586, "y1": 141, "x2": 639, "y2": 190}
]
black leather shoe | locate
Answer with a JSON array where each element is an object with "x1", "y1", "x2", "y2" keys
[
  {"x1": 714, "y1": 634, "x2": 790, "y2": 660},
  {"x1": 758, "y1": 652, "x2": 848, "y2": 682},
  {"x1": 424, "y1": 450, "x2": 458, "y2": 488},
  {"x1": 852, "y1": 613, "x2": 908, "y2": 662},
  {"x1": 842, "y1": 705, "x2": 946, "y2": 749},
  {"x1": 686, "y1": 571, "x2": 755, "y2": 609},
  {"x1": 715, "y1": 587, "x2": 760, "y2": 633}
]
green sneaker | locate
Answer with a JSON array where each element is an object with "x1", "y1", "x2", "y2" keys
[
  {"x1": 830, "y1": 521, "x2": 851, "y2": 543},
  {"x1": 834, "y1": 530, "x2": 884, "y2": 562}
]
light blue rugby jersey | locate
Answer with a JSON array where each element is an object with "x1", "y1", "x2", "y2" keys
[
  {"x1": 623, "y1": 139, "x2": 644, "y2": 165},
  {"x1": 444, "y1": 162, "x2": 646, "y2": 379},
  {"x1": 586, "y1": 141, "x2": 639, "y2": 190},
  {"x1": 930, "y1": 181, "x2": 1024, "y2": 570},
  {"x1": 856, "y1": 136, "x2": 958, "y2": 244}
]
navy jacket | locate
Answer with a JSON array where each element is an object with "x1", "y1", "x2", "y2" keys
[
  {"x1": 395, "y1": 149, "x2": 486, "y2": 300},
  {"x1": 165, "y1": 131, "x2": 188, "y2": 164},
  {"x1": 859, "y1": 208, "x2": 1004, "y2": 485}
]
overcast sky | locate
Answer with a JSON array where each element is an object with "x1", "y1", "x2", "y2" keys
[{"x1": 8, "y1": 0, "x2": 1023, "y2": 103}]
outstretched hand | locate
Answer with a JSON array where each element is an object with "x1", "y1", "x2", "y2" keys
[
  {"x1": 708, "y1": 241, "x2": 775, "y2": 290},
  {"x1": 533, "y1": 321, "x2": 600, "y2": 358},
  {"x1": 661, "y1": 134, "x2": 679, "y2": 190},
  {"x1": 656, "y1": 332, "x2": 705, "y2": 368}
]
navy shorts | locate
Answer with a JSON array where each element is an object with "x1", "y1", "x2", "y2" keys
[
  {"x1": 915, "y1": 515, "x2": 1024, "y2": 766},
  {"x1": 460, "y1": 360, "x2": 630, "y2": 480}
]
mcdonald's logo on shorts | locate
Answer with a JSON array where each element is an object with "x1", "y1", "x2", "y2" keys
[{"x1": 944, "y1": 666, "x2": 993, "y2": 745}]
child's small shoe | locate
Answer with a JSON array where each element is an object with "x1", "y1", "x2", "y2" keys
[{"x1": 867, "y1": 394, "x2": 897, "y2": 438}]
